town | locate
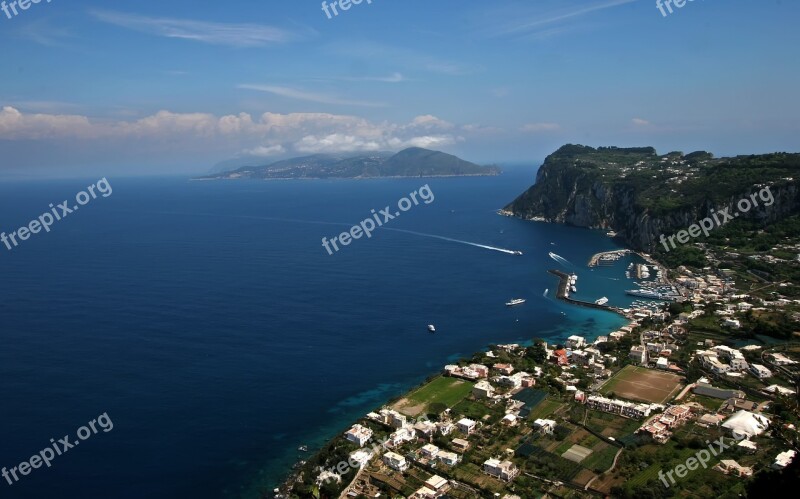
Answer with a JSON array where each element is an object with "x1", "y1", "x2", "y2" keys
[{"x1": 276, "y1": 247, "x2": 800, "y2": 498}]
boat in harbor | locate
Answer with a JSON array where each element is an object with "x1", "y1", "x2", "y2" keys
[
  {"x1": 427, "y1": 324, "x2": 436, "y2": 333},
  {"x1": 570, "y1": 285, "x2": 577, "y2": 293},
  {"x1": 506, "y1": 298, "x2": 526, "y2": 306},
  {"x1": 595, "y1": 297, "x2": 609, "y2": 305},
  {"x1": 625, "y1": 289, "x2": 662, "y2": 299}
]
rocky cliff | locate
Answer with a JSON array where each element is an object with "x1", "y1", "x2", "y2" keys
[{"x1": 504, "y1": 145, "x2": 800, "y2": 252}]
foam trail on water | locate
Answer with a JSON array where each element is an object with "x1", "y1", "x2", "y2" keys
[
  {"x1": 543, "y1": 288, "x2": 549, "y2": 297},
  {"x1": 548, "y1": 251, "x2": 575, "y2": 267},
  {"x1": 382, "y1": 227, "x2": 520, "y2": 255}
]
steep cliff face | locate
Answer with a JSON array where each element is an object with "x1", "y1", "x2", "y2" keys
[{"x1": 505, "y1": 145, "x2": 800, "y2": 252}]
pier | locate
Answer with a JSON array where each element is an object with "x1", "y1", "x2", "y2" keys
[
  {"x1": 588, "y1": 249, "x2": 631, "y2": 267},
  {"x1": 548, "y1": 270, "x2": 626, "y2": 316}
]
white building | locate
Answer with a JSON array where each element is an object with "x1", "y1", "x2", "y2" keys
[
  {"x1": 533, "y1": 418, "x2": 556, "y2": 434},
  {"x1": 566, "y1": 335, "x2": 586, "y2": 349},
  {"x1": 344, "y1": 424, "x2": 373, "y2": 447},
  {"x1": 749, "y1": 363, "x2": 773, "y2": 379},
  {"x1": 722, "y1": 410, "x2": 770, "y2": 438},
  {"x1": 382, "y1": 451, "x2": 408, "y2": 471},
  {"x1": 438, "y1": 451, "x2": 459, "y2": 466},
  {"x1": 629, "y1": 346, "x2": 648, "y2": 365},
  {"x1": 348, "y1": 449, "x2": 374, "y2": 469},
  {"x1": 473, "y1": 380, "x2": 495, "y2": 399},
  {"x1": 457, "y1": 418, "x2": 477, "y2": 435},
  {"x1": 773, "y1": 450, "x2": 797, "y2": 469},
  {"x1": 483, "y1": 458, "x2": 519, "y2": 482},
  {"x1": 420, "y1": 443, "x2": 439, "y2": 460}
]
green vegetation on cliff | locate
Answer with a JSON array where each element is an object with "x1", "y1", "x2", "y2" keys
[{"x1": 505, "y1": 144, "x2": 800, "y2": 253}]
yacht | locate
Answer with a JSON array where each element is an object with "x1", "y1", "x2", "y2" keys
[
  {"x1": 595, "y1": 297, "x2": 609, "y2": 305},
  {"x1": 512, "y1": 250, "x2": 523, "y2": 255},
  {"x1": 506, "y1": 298, "x2": 526, "y2": 306},
  {"x1": 427, "y1": 324, "x2": 436, "y2": 333},
  {"x1": 625, "y1": 289, "x2": 662, "y2": 299}
]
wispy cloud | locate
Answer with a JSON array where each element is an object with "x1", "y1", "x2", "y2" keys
[
  {"x1": 237, "y1": 84, "x2": 388, "y2": 107},
  {"x1": 338, "y1": 72, "x2": 409, "y2": 83},
  {"x1": 489, "y1": 0, "x2": 636, "y2": 39},
  {"x1": 325, "y1": 42, "x2": 482, "y2": 76},
  {"x1": 521, "y1": 122, "x2": 561, "y2": 132},
  {"x1": 90, "y1": 10, "x2": 313, "y2": 47},
  {"x1": 632, "y1": 118, "x2": 651, "y2": 126},
  {"x1": 15, "y1": 19, "x2": 74, "y2": 47}
]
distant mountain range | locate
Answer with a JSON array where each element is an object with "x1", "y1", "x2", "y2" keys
[{"x1": 198, "y1": 147, "x2": 500, "y2": 180}]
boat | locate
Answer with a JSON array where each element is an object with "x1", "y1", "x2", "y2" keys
[
  {"x1": 298, "y1": 445, "x2": 308, "y2": 452},
  {"x1": 427, "y1": 324, "x2": 436, "y2": 333},
  {"x1": 625, "y1": 289, "x2": 662, "y2": 299},
  {"x1": 512, "y1": 250, "x2": 523, "y2": 255},
  {"x1": 595, "y1": 297, "x2": 609, "y2": 305},
  {"x1": 506, "y1": 298, "x2": 526, "y2": 306},
  {"x1": 570, "y1": 285, "x2": 577, "y2": 293}
]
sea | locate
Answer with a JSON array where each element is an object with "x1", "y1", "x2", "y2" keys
[{"x1": 0, "y1": 166, "x2": 647, "y2": 498}]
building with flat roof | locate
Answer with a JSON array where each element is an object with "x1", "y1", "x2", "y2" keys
[
  {"x1": 483, "y1": 458, "x2": 520, "y2": 482},
  {"x1": 382, "y1": 451, "x2": 408, "y2": 471}
]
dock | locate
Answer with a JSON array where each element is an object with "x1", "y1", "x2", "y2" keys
[
  {"x1": 548, "y1": 270, "x2": 626, "y2": 316},
  {"x1": 588, "y1": 249, "x2": 631, "y2": 267}
]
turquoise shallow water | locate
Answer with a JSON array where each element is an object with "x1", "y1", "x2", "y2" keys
[{"x1": 0, "y1": 169, "x2": 632, "y2": 498}]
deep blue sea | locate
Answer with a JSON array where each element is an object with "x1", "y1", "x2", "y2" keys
[{"x1": 0, "y1": 168, "x2": 641, "y2": 498}]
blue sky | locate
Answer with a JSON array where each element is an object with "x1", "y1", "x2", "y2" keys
[{"x1": 1, "y1": 0, "x2": 798, "y2": 177}]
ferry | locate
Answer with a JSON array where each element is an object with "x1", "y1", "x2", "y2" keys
[
  {"x1": 427, "y1": 324, "x2": 436, "y2": 333},
  {"x1": 506, "y1": 298, "x2": 526, "y2": 306},
  {"x1": 595, "y1": 297, "x2": 609, "y2": 305},
  {"x1": 625, "y1": 289, "x2": 662, "y2": 299}
]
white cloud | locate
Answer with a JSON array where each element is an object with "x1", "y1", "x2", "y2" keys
[
  {"x1": 242, "y1": 145, "x2": 286, "y2": 157},
  {"x1": 521, "y1": 122, "x2": 560, "y2": 132},
  {"x1": 0, "y1": 107, "x2": 461, "y2": 158},
  {"x1": 90, "y1": 10, "x2": 312, "y2": 47},
  {"x1": 487, "y1": 0, "x2": 636, "y2": 39},
  {"x1": 237, "y1": 84, "x2": 388, "y2": 107},
  {"x1": 335, "y1": 72, "x2": 408, "y2": 83},
  {"x1": 408, "y1": 115, "x2": 454, "y2": 130},
  {"x1": 632, "y1": 118, "x2": 651, "y2": 126}
]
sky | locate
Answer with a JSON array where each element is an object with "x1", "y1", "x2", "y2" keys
[{"x1": 0, "y1": 0, "x2": 798, "y2": 177}]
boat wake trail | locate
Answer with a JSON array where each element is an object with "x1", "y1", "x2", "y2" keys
[
  {"x1": 543, "y1": 288, "x2": 549, "y2": 297},
  {"x1": 382, "y1": 228, "x2": 521, "y2": 255},
  {"x1": 548, "y1": 251, "x2": 575, "y2": 267}
]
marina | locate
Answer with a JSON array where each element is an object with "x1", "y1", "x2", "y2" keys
[{"x1": 588, "y1": 249, "x2": 631, "y2": 267}]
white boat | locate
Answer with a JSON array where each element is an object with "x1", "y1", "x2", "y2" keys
[
  {"x1": 625, "y1": 289, "x2": 662, "y2": 299},
  {"x1": 595, "y1": 297, "x2": 609, "y2": 305},
  {"x1": 512, "y1": 250, "x2": 523, "y2": 256},
  {"x1": 570, "y1": 285, "x2": 577, "y2": 293},
  {"x1": 506, "y1": 298, "x2": 526, "y2": 306},
  {"x1": 427, "y1": 324, "x2": 436, "y2": 333}
]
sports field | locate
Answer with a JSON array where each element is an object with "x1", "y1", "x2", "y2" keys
[
  {"x1": 392, "y1": 376, "x2": 474, "y2": 416},
  {"x1": 600, "y1": 365, "x2": 683, "y2": 404}
]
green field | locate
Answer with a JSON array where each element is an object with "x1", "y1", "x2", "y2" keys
[
  {"x1": 408, "y1": 376, "x2": 474, "y2": 405},
  {"x1": 527, "y1": 399, "x2": 563, "y2": 420},
  {"x1": 600, "y1": 365, "x2": 683, "y2": 404},
  {"x1": 392, "y1": 376, "x2": 474, "y2": 416}
]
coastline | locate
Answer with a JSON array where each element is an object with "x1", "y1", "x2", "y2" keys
[{"x1": 269, "y1": 245, "x2": 651, "y2": 498}]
